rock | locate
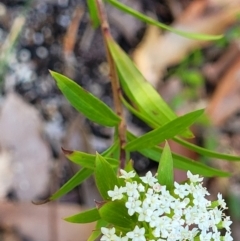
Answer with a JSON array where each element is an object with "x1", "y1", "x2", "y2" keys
[{"x1": 0, "y1": 92, "x2": 51, "y2": 201}]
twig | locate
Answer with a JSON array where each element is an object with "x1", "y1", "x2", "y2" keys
[{"x1": 96, "y1": 0, "x2": 127, "y2": 169}]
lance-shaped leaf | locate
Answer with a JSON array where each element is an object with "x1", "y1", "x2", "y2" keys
[
  {"x1": 123, "y1": 100, "x2": 240, "y2": 163},
  {"x1": 95, "y1": 153, "x2": 119, "y2": 200},
  {"x1": 125, "y1": 109, "x2": 204, "y2": 151},
  {"x1": 62, "y1": 148, "x2": 119, "y2": 169},
  {"x1": 141, "y1": 146, "x2": 230, "y2": 177},
  {"x1": 87, "y1": 0, "x2": 100, "y2": 28},
  {"x1": 101, "y1": 140, "x2": 120, "y2": 159},
  {"x1": 107, "y1": 0, "x2": 222, "y2": 40},
  {"x1": 174, "y1": 137, "x2": 240, "y2": 162},
  {"x1": 50, "y1": 168, "x2": 93, "y2": 201},
  {"x1": 106, "y1": 37, "x2": 192, "y2": 138},
  {"x1": 127, "y1": 131, "x2": 230, "y2": 177},
  {"x1": 47, "y1": 144, "x2": 120, "y2": 202},
  {"x1": 50, "y1": 71, "x2": 120, "y2": 127},
  {"x1": 157, "y1": 142, "x2": 174, "y2": 190},
  {"x1": 99, "y1": 200, "x2": 136, "y2": 229},
  {"x1": 64, "y1": 207, "x2": 100, "y2": 223}
]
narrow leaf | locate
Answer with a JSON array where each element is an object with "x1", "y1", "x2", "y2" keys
[
  {"x1": 142, "y1": 145, "x2": 230, "y2": 177},
  {"x1": 127, "y1": 131, "x2": 230, "y2": 177},
  {"x1": 121, "y1": 96, "x2": 157, "y2": 128},
  {"x1": 174, "y1": 137, "x2": 240, "y2": 162},
  {"x1": 87, "y1": 0, "x2": 100, "y2": 28},
  {"x1": 107, "y1": 0, "x2": 222, "y2": 40},
  {"x1": 107, "y1": 38, "x2": 192, "y2": 138},
  {"x1": 51, "y1": 71, "x2": 120, "y2": 127},
  {"x1": 63, "y1": 149, "x2": 119, "y2": 169},
  {"x1": 125, "y1": 109, "x2": 204, "y2": 151},
  {"x1": 99, "y1": 200, "x2": 136, "y2": 229},
  {"x1": 64, "y1": 208, "x2": 100, "y2": 223},
  {"x1": 95, "y1": 153, "x2": 119, "y2": 200},
  {"x1": 50, "y1": 168, "x2": 93, "y2": 201},
  {"x1": 101, "y1": 140, "x2": 120, "y2": 159},
  {"x1": 123, "y1": 99, "x2": 240, "y2": 163},
  {"x1": 157, "y1": 142, "x2": 174, "y2": 189}
]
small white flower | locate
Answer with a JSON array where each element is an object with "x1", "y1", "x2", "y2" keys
[
  {"x1": 199, "y1": 231, "x2": 212, "y2": 241},
  {"x1": 152, "y1": 183, "x2": 161, "y2": 192},
  {"x1": 212, "y1": 231, "x2": 221, "y2": 241},
  {"x1": 138, "y1": 207, "x2": 153, "y2": 222},
  {"x1": 187, "y1": 171, "x2": 203, "y2": 183},
  {"x1": 125, "y1": 181, "x2": 140, "y2": 198},
  {"x1": 101, "y1": 227, "x2": 118, "y2": 241},
  {"x1": 209, "y1": 207, "x2": 222, "y2": 225},
  {"x1": 108, "y1": 185, "x2": 125, "y2": 201},
  {"x1": 140, "y1": 171, "x2": 157, "y2": 186},
  {"x1": 222, "y1": 216, "x2": 232, "y2": 231},
  {"x1": 149, "y1": 210, "x2": 162, "y2": 228},
  {"x1": 137, "y1": 183, "x2": 145, "y2": 192},
  {"x1": 217, "y1": 193, "x2": 227, "y2": 209},
  {"x1": 224, "y1": 232, "x2": 233, "y2": 241},
  {"x1": 125, "y1": 197, "x2": 142, "y2": 216},
  {"x1": 174, "y1": 182, "x2": 190, "y2": 198},
  {"x1": 126, "y1": 225, "x2": 146, "y2": 241},
  {"x1": 153, "y1": 216, "x2": 171, "y2": 238},
  {"x1": 119, "y1": 169, "x2": 136, "y2": 180}
]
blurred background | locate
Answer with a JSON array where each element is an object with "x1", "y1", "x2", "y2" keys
[{"x1": 0, "y1": 0, "x2": 240, "y2": 240}]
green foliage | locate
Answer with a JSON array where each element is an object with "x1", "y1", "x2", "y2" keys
[
  {"x1": 95, "y1": 153, "x2": 119, "y2": 200},
  {"x1": 127, "y1": 131, "x2": 230, "y2": 177},
  {"x1": 124, "y1": 109, "x2": 204, "y2": 151},
  {"x1": 87, "y1": 0, "x2": 100, "y2": 28},
  {"x1": 44, "y1": 1, "x2": 240, "y2": 240},
  {"x1": 50, "y1": 168, "x2": 93, "y2": 201},
  {"x1": 107, "y1": 36, "x2": 193, "y2": 138},
  {"x1": 64, "y1": 150, "x2": 119, "y2": 169},
  {"x1": 50, "y1": 71, "x2": 120, "y2": 127},
  {"x1": 157, "y1": 142, "x2": 174, "y2": 190},
  {"x1": 65, "y1": 208, "x2": 101, "y2": 223},
  {"x1": 106, "y1": 0, "x2": 223, "y2": 40},
  {"x1": 98, "y1": 200, "x2": 137, "y2": 230}
]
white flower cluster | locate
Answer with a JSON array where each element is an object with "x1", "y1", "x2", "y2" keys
[{"x1": 100, "y1": 170, "x2": 233, "y2": 241}]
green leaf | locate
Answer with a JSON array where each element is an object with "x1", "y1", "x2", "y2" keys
[
  {"x1": 107, "y1": 37, "x2": 193, "y2": 138},
  {"x1": 127, "y1": 131, "x2": 230, "y2": 177},
  {"x1": 144, "y1": 146, "x2": 230, "y2": 177},
  {"x1": 64, "y1": 208, "x2": 100, "y2": 223},
  {"x1": 87, "y1": 0, "x2": 100, "y2": 28},
  {"x1": 99, "y1": 200, "x2": 136, "y2": 229},
  {"x1": 101, "y1": 140, "x2": 120, "y2": 159},
  {"x1": 87, "y1": 219, "x2": 108, "y2": 241},
  {"x1": 107, "y1": 0, "x2": 222, "y2": 40},
  {"x1": 95, "y1": 153, "x2": 119, "y2": 200},
  {"x1": 123, "y1": 99, "x2": 240, "y2": 163},
  {"x1": 50, "y1": 168, "x2": 93, "y2": 201},
  {"x1": 121, "y1": 96, "x2": 157, "y2": 128},
  {"x1": 174, "y1": 137, "x2": 240, "y2": 162},
  {"x1": 63, "y1": 149, "x2": 119, "y2": 169},
  {"x1": 50, "y1": 71, "x2": 120, "y2": 127},
  {"x1": 157, "y1": 142, "x2": 173, "y2": 189},
  {"x1": 125, "y1": 109, "x2": 204, "y2": 151}
]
